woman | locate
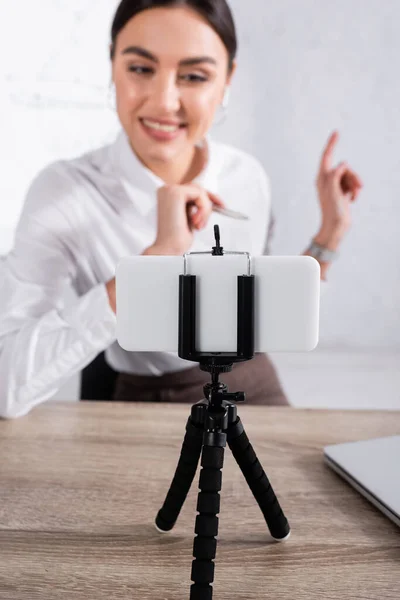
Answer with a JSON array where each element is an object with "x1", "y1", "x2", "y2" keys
[{"x1": 0, "y1": 0, "x2": 362, "y2": 419}]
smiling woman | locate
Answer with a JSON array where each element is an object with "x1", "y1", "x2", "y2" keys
[
  {"x1": 0, "y1": 0, "x2": 291, "y2": 419},
  {"x1": 108, "y1": 0, "x2": 237, "y2": 183},
  {"x1": 0, "y1": 0, "x2": 362, "y2": 420}
]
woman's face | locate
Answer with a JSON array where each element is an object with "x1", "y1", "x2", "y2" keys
[{"x1": 111, "y1": 6, "x2": 236, "y2": 167}]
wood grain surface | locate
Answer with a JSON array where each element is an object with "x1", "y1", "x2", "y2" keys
[{"x1": 0, "y1": 402, "x2": 399, "y2": 600}]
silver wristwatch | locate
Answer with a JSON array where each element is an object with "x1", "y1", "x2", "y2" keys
[{"x1": 306, "y1": 240, "x2": 338, "y2": 262}]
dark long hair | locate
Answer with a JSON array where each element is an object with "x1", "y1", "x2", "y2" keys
[{"x1": 110, "y1": 0, "x2": 237, "y2": 74}]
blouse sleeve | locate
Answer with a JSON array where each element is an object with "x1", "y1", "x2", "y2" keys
[{"x1": 0, "y1": 165, "x2": 117, "y2": 419}]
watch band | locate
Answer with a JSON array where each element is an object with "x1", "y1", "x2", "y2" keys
[{"x1": 306, "y1": 240, "x2": 338, "y2": 262}]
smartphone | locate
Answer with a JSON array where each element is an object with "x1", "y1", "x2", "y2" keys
[{"x1": 116, "y1": 254, "x2": 320, "y2": 353}]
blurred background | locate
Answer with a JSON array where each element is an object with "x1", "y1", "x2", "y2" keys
[{"x1": 0, "y1": 0, "x2": 399, "y2": 408}]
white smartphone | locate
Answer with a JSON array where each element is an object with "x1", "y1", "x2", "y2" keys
[{"x1": 115, "y1": 254, "x2": 320, "y2": 354}]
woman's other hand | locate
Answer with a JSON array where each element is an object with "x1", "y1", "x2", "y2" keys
[
  {"x1": 315, "y1": 131, "x2": 363, "y2": 246},
  {"x1": 148, "y1": 183, "x2": 225, "y2": 255}
]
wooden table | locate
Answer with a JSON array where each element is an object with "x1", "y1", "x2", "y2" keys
[{"x1": 0, "y1": 402, "x2": 399, "y2": 600}]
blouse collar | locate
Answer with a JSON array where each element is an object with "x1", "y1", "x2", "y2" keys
[{"x1": 109, "y1": 128, "x2": 220, "y2": 217}]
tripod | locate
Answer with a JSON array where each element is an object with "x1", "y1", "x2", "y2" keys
[{"x1": 155, "y1": 227, "x2": 291, "y2": 600}]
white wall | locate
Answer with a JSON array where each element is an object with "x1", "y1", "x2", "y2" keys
[
  {"x1": 0, "y1": 0, "x2": 120, "y2": 254},
  {"x1": 0, "y1": 1, "x2": 399, "y2": 407},
  {"x1": 224, "y1": 0, "x2": 400, "y2": 351}
]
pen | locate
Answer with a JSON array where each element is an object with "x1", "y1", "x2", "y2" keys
[{"x1": 212, "y1": 205, "x2": 249, "y2": 221}]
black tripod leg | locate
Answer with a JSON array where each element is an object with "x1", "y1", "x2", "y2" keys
[
  {"x1": 155, "y1": 416, "x2": 204, "y2": 532},
  {"x1": 190, "y1": 431, "x2": 226, "y2": 600},
  {"x1": 227, "y1": 417, "x2": 290, "y2": 541}
]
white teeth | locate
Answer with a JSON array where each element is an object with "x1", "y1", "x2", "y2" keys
[{"x1": 142, "y1": 119, "x2": 180, "y2": 133}]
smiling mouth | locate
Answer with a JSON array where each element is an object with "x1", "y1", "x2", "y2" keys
[{"x1": 139, "y1": 118, "x2": 187, "y2": 133}]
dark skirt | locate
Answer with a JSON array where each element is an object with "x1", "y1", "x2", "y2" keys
[{"x1": 112, "y1": 353, "x2": 289, "y2": 406}]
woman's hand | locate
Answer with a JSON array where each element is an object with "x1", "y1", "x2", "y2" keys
[
  {"x1": 105, "y1": 278, "x2": 117, "y2": 314},
  {"x1": 315, "y1": 131, "x2": 363, "y2": 247},
  {"x1": 148, "y1": 183, "x2": 225, "y2": 255},
  {"x1": 105, "y1": 183, "x2": 225, "y2": 313}
]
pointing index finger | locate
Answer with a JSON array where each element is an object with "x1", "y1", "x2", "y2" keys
[{"x1": 319, "y1": 130, "x2": 339, "y2": 174}]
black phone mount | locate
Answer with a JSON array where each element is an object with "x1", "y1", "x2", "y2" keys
[
  {"x1": 179, "y1": 224, "x2": 255, "y2": 375},
  {"x1": 155, "y1": 226, "x2": 290, "y2": 600}
]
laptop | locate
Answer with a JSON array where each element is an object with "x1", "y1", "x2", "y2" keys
[{"x1": 324, "y1": 435, "x2": 400, "y2": 527}]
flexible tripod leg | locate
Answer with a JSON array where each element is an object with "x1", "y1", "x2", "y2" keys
[
  {"x1": 190, "y1": 430, "x2": 226, "y2": 600},
  {"x1": 227, "y1": 416, "x2": 290, "y2": 541},
  {"x1": 155, "y1": 406, "x2": 206, "y2": 532}
]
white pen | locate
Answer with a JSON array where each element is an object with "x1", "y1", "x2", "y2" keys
[{"x1": 212, "y1": 205, "x2": 249, "y2": 221}]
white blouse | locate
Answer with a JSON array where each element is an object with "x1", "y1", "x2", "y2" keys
[{"x1": 0, "y1": 129, "x2": 276, "y2": 418}]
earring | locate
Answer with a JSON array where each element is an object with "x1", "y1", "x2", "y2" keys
[
  {"x1": 107, "y1": 82, "x2": 116, "y2": 111},
  {"x1": 221, "y1": 87, "x2": 230, "y2": 110},
  {"x1": 212, "y1": 87, "x2": 230, "y2": 128}
]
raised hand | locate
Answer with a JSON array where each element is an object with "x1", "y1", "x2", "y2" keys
[{"x1": 316, "y1": 130, "x2": 363, "y2": 240}]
